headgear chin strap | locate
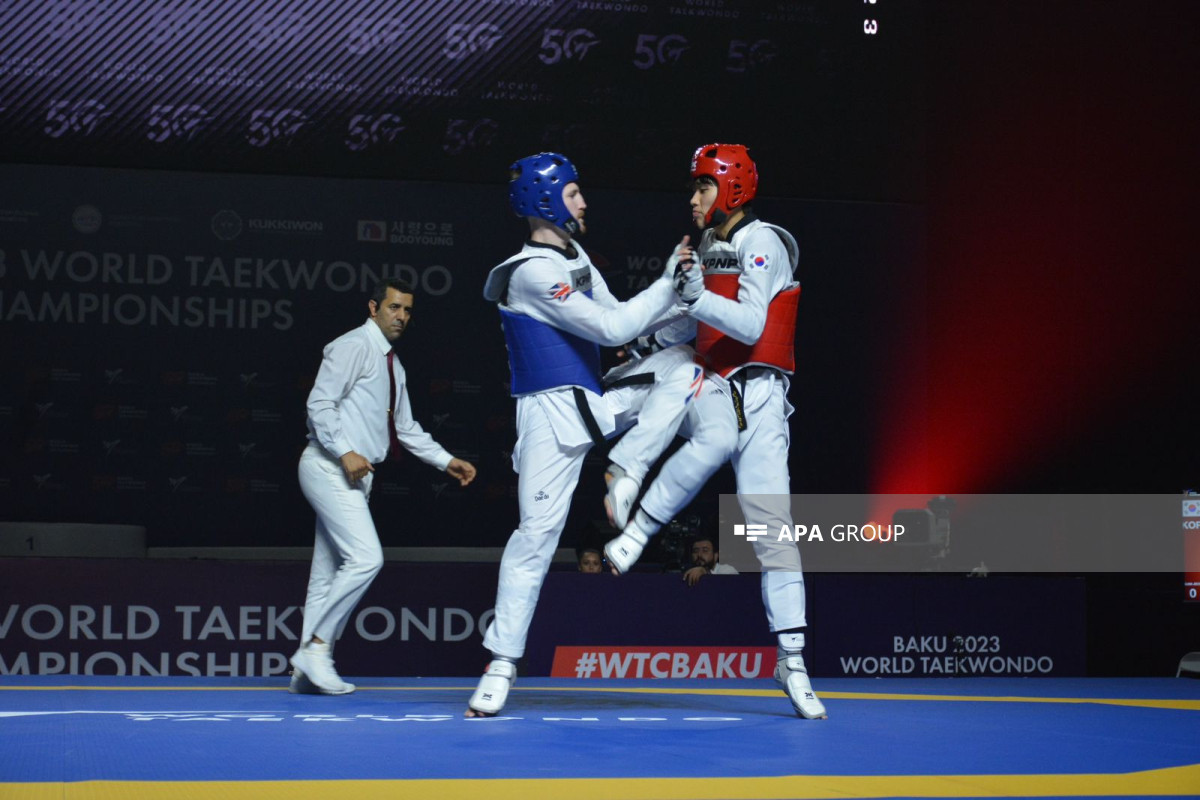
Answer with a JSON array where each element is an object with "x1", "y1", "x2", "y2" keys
[
  {"x1": 690, "y1": 143, "x2": 758, "y2": 226},
  {"x1": 509, "y1": 152, "x2": 581, "y2": 234}
]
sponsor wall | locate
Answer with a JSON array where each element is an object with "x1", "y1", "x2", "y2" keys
[
  {"x1": 0, "y1": 0, "x2": 925, "y2": 203},
  {"x1": 0, "y1": 559, "x2": 1085, "y2": 678}
]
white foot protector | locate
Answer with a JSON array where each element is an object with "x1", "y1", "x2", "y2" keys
[
  {"x1": 289, "y1": 642, "x2": 355, "y2": 695},
  {"x1": 467, "y1": 659, "x2": 516, "y2": 716},
  {"x1": 774, "y1": 654, "x2": 827, "y2": 719},
  {"x1": 604, "y1": 469, "x2": 640, "y2": 531},
  {"x1": 604, "y1": 528, "x2": 648, "y2": 575}
]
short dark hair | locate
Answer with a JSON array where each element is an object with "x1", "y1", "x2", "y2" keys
[
  {"x1": 371, "y1": 278, "x2": 415, "y2": 307},
  {"x1": 690, "y1": 536, "x2": 717, "y2": 553}
]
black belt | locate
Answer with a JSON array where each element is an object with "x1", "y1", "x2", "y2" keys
[
  {"x1": 728, "y1": 374, "x2": 748, "y2": 432},
  {"x1": 727, "y1": 367, "x2": 782, "y2": 432},
  {"x1": 603, "y1": 372, "x2": 655, "y2": 389},
  {"x1": 572, "y1": 387, "x2": 607, "y2": 447}
]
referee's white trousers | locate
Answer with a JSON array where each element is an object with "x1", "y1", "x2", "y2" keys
[{"x1": 297, "y1": 443, "x2": 384, "y2": 647}]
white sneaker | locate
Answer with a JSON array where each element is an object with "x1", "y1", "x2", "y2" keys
[
  {"x1": 289, "y1": 668, "x2": 356, "y2": 695},
  {"x1": 467, "y1": 659, "x2": 516, "y2": 716},
  {"x1": 604, "y1": 528, "x2": 648, "y2": 575},
  {"x1": 290, "y1": 642, "x2": 355, "y2": 695},
  {"x1": 604, "y1": 468, "x2": 640, "y2": 531},
  {"x1": 774, "y1": 654, "x2": 827, "y2": 719}
]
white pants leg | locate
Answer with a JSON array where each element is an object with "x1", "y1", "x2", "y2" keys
[
  {"x1": 297, "y1": 444, "x2": 384, "y2": 646},
  {"x1": 637, "y1": 379, "x2": 739, "y2": 525},
  {"x1": 605, "y1": 345, "x2": 705, "y2": 483},
  {"x1": 482, "y1": 402, "x2": 590, "y2": 659},
  {"x1": 730, "y1": 373, "x2": 807, "y2": 632}
]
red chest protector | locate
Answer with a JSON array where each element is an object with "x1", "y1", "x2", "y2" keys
[{"x1": 695, "y1": 274, "x2": 800, "y2": 377}]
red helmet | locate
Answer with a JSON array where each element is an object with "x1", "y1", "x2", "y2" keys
[{"x1": 690, "y1": 143, "x2": 758, "y2": 225}]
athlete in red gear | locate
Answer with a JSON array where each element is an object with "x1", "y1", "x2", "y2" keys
[{"x1": 605, "y1": 143, "x2": 826, "y2": 719}]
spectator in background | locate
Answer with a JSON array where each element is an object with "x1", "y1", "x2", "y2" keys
[
  {"x1": 577, "y1": 546, "x2": 605, "y2": 574},
  {"x1": 683, "y1": 535, "x2": 738, "y2": 586}
]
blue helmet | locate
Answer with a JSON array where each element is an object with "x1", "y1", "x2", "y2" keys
[{"x1": 508, "y1": 152, "x2": 581, "y2": 234}]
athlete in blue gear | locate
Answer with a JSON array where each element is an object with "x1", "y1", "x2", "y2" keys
[{"x1": 467, "y1": 152, "x2": 703, "y2": 716}]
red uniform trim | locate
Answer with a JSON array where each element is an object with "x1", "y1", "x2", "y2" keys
[{"x1": 696, "y1": 275, "x2": 800, "y2": 377}]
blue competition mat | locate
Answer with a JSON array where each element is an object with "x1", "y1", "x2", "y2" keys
[{"x1": 2, "y1": 676, "x2": 1199, "y2": 798}]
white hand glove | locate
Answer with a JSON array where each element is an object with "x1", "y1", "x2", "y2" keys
[
  {"x1": 663, "y1": 243, "x2": 684, "y2": 282},
  {"x1": 661, "y1": 235, "x2": 692, "y2": 282},
  {"x1": 673, "y1": 260, "x2": 704, "y2": 305}
]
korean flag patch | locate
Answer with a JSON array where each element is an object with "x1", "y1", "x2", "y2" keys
[{"x1": 748, "y1": 253, "x2": 770, "y2": 270}]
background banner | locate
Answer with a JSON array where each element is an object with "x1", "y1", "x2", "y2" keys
[{"x1": 0, "y1": 559, "x2": 1086, "y2": 678}]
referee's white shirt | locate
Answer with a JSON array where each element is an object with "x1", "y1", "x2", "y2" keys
[{"x1": 305, "y1": 318, "x2": 452, "y2": 470}]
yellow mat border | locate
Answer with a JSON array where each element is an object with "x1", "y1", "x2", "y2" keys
[{"x1": 3, "y1": 764, "x2": 1200, "y2": 800}]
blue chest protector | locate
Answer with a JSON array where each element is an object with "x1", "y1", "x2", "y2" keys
[{"x1": 500, "y1": 302, "x2": 602, "y2": 396}]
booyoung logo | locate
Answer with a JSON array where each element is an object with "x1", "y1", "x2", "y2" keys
[
  {"x1": 358, "y1": 220, "x2": 387, "y2": 242},
  {"x1": 389, "y1": 220, "x2": 454, "y2": 246}
]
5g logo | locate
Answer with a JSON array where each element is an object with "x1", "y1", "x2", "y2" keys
[
  {"x1": 44, "y1": 1, "x2": 111, "y2": 40},
  {"x1": 538, "y1": 28, "x2": 600, "y2": 64},
  {"x1": 246, "y1": 108, "x2": 309, "y2": 148},
  {"x1": 443, "y1": 23, "x2": 502, "y2": 60},
  {"x1": 346, "y1": 17, "x2": 409, "y2": 54},
  {"x1": 633, "y1": 34, "x2": 689, "y2": 70},
  {"x1": 246, "y1": 12, "x2": 311, "y2": 50},
  {"x1": 345, "y1": 113, "x2": 405, "y2": 152},
  {"x1": 148, "y1": 3, "x2": 207, "y2": 44},
  {"x1": 146, "y1": 104, "x2": 209, "y2": 143},
  {"x1": 44, "y1": 99, "x2": 110, "y2": 138},
  {"x1": 726, "y1": 39, "x2": 777, "y2": 73},
  {"x1": 443, "y1": 118, "x2": 497, "y2": 156}
]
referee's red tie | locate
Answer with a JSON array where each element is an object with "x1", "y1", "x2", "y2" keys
[{"x1": 386, "y1": 351, "x2": 402, "y2": 460}]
